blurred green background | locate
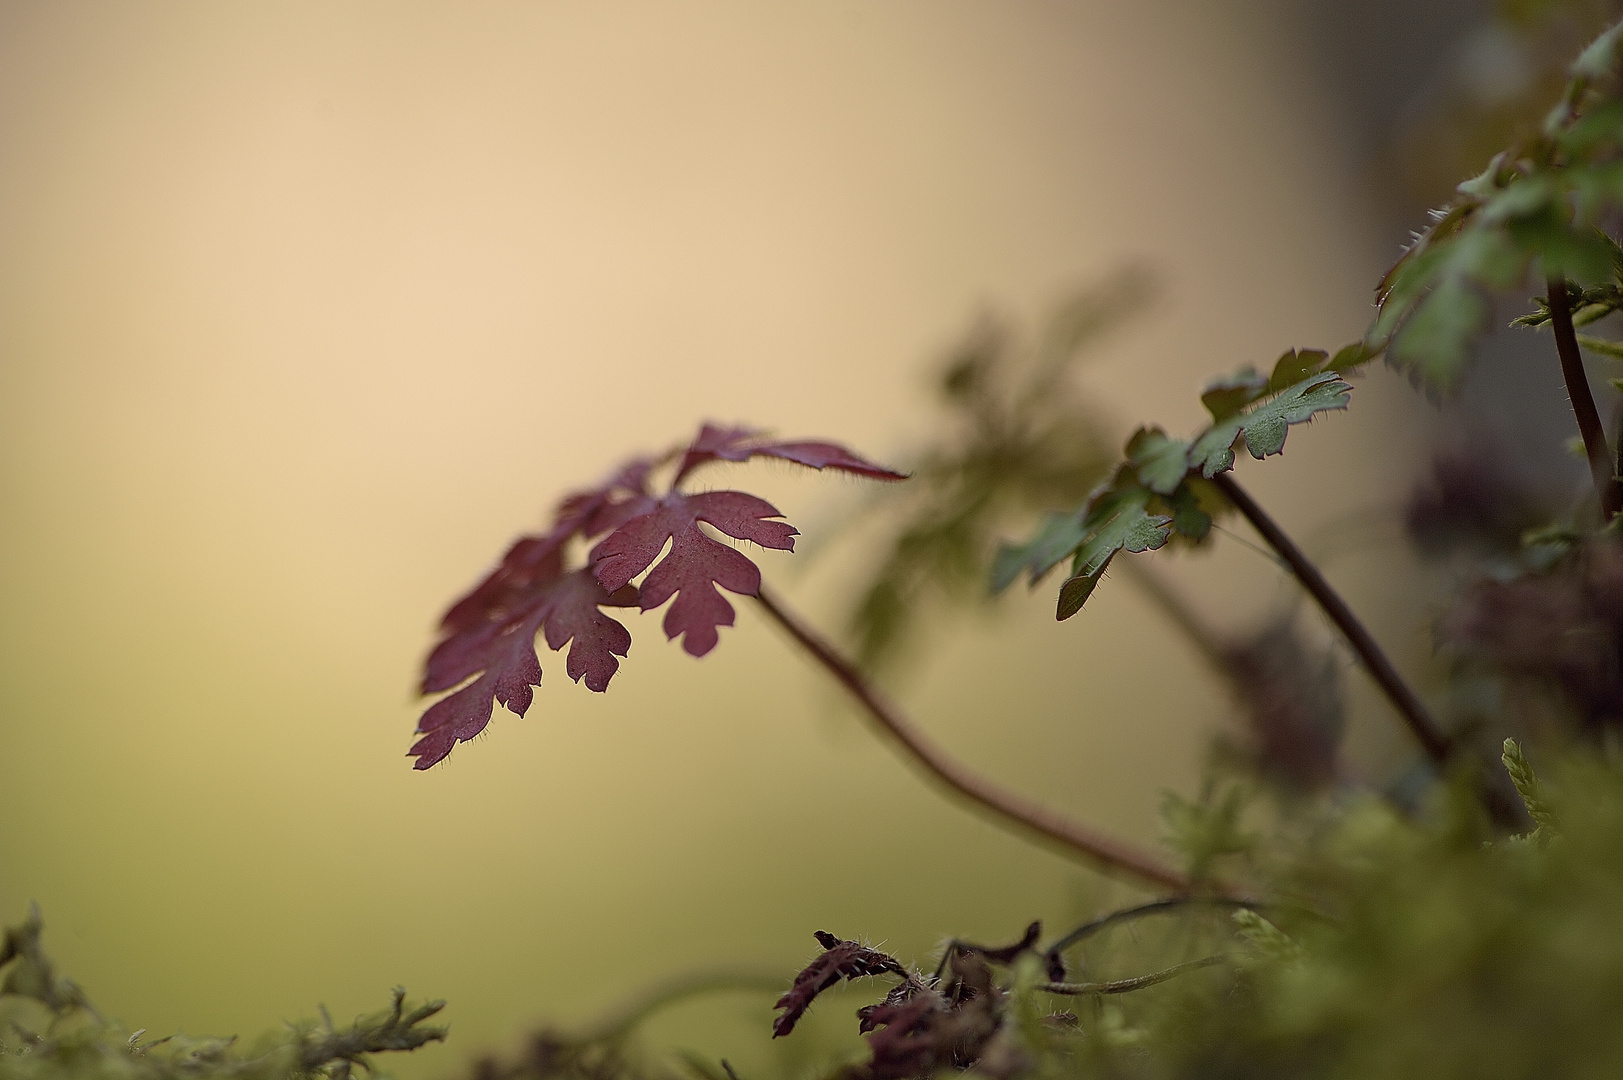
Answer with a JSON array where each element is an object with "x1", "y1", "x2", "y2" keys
[{"x1": 0, "y1": 2, "x2": 1464, "y2": 1076}]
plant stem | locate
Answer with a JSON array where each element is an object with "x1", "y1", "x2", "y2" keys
[
  {"x1": 1039, "y1": 955, "x2": 1224, "y2": 995},
  {"x1": 752, "y1": 583, "x2": 1191, "y2": 894},
  {"x1": 1042, "y1": 897, "x2": 1263, "y2": 962},
  {"x1": 1210, "y1": 472, "x2": 1454, "y2": 768},
  {"x1": 1547, "y1": 275, "x2": 1622, "y2": 519}
]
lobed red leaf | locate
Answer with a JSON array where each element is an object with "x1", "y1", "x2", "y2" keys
[
  {"x1": 590, "y1": 490, "x2": 798, "y2": 656},
  {"x1": 411, "y1": 569, "x2": 637, "y2": 770},
  {"x1": 675, "y1": 423, "x2": 908, "y2": 484}
]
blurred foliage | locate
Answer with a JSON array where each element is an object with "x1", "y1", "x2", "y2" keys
[
  {"x1": 841, "y1": 274, "x2": 1140, "y2": 669},
  {"x1": 0, "y1": 907, "x2": 444, "y2": 1080},
  {"x1": 1388, "y1": 0, "x2": 1623, "y2": 205},
  {"x1": 484, "y1": 747, "x2": 1623, "y2": 1080}
]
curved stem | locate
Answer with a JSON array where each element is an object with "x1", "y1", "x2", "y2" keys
[
  {"x1": 1042, "y1": 897, "x2": 1262, "y2": 962},
  {"x1": 1547, "y1": 276, "x2": 1622, "y2": 520},
  {"x1": 1038, "y1": 955, "x2": 1224, "y2": 995},
  {"x1": 752, "y1": 583, "x2": 1191, "y2": 893},
  {"x1": 1210, "y1": 472, "x2": 1454, "y2": 768}
]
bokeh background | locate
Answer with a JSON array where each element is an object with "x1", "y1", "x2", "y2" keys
[{"x1": 0, "y1": 0, "x2": 1558, "y2": 1076}]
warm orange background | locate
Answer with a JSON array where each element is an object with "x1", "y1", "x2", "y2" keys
[{"x1": 0, "y1": 3, "x2": 1430, "y2": 1076}]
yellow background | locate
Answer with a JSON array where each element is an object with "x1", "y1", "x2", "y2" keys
[{"x1": 0, "y1": 3, "x2": 1429, "y2": 1075}]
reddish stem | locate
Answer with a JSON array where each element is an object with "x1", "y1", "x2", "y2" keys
[{"x1": 752, "y1": 583, "x2": 1191, "y2": 893}]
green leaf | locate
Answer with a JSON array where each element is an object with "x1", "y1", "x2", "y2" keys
[
  {"x1": 1165, "y1": 482, "x2": 1213, "y2": 541},
  {"x1": 1199, "y1": 368, "x2": 1269, "y2": 421},
  {"x1": 1580, "y1": 334, "x2": 1623, "y2": 359},
  {"x1": 1188, "y1": 372, "x2": 1353, "y2": 478},
  {"x1": 991, "y1": 510, "x2": 1087, "y2": 592},
  {"x1": 1054, "y1": 488, "x2": 1171, "y2": 620},
  {"x1": 1056, "y1": 557, "x2": 1113, "y2": 620},
  {"x1": 1330, "y1": 340, "x2": 1379, "y2": 373},
  {"x1": 1125, "y1": 426, "x2": 1190, "y2": 495},
  {"x1": 1571, "y1": 20, "x2": 1623, "y2": 81},
  {"x1": 1268, "y1": 348, "x2": 1329, "y2": 393},
  {"x1": 1391, "y1": 276, "x2": 1490, "y2": 393}
]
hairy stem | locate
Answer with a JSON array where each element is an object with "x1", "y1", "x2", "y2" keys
[
  {"x1": 1547, "y1": 276, "x2": 1622, "y2": 519},
  {"x1": 1210, "y1": 472, "x2": 1454, "y2": 767},
  {"x1": 752, "y1": 583, "x2": 1191, "y2": 893}
]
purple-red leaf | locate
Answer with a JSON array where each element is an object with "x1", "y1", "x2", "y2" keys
[
  {"x1": 436, "y1": 457, "x2": 652, "y2": 638},
  {"x1": 411, "y1": 569, "x2": 637, "y2": 770},
  {"x1": 675, "y1": 423, "x2": 908, "y2": 484},
  {"x1": 772, "y1": 932, "x2": 907, "y2": 1038},
  {"x1": 590, "y1": 490, "x2": 798, "y2": 656}
]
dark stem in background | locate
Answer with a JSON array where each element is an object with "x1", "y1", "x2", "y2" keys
[
  {"x1": 752, "y1": 583, "x2": 1192, "y2": 894},
  {"x1": 1547, "y1": 275, "x2": 1623, "y2": 520},
  {"x1": 1210, "y1": 471, "x2": 1454, "y2": 768}
]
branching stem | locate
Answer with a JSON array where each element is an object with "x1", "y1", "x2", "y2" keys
[
  {"x1": 1546, "y1": 275, "x2": 1622, "y2": 519},
  {"x1": 752, "y1": 583, "x2": 1191, "y2": 893},
  {"x1": 1210, "y1": 472, "x2": 1454, "y2": 768}
]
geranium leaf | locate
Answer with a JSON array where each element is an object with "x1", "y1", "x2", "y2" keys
[
  {"x1": 675, "y1": 423, "x2": 907, "y2": 484},
  {"x1": 1188, "y1": 371, "x2": 1352, "y2": 478},
  {"x1": 1054, "y1": 488, "x2": 1172, "y2": 620},
  {"x1": 591, "y1": 490, "x2": 798, "y2": 656},
  {"x1": 990, "y1": 510, "x2": 1088, "y2": 592},
  {"x1": 411, "y1": 570, "x2": 638, "y2": 769}
]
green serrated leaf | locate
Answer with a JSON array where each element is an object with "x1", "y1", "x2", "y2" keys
[
  {"x1": 1125, "y1": 426, "x2": 1190, "y2": 495},
  {"x1": 1188, "y1": 372, "x2": 1353, "y2": 478},
  {"x1": 1200, "y1": 368, "x2": 1269, "y2": 422},
  {"x1": 991, "y1": 509, "x2": 1088, "y2": 593},
  {"x1": 1331, "y1": 340, "x2": 1379, "y2": 373},
  {"x1": 1054, "y1": 489, "x2": 1172, "y2": 620},
  {"x1": 1268, "y1": 348, "x2": 1329, "y2": 393}
]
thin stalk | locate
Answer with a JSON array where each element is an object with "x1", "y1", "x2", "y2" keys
[
  {"x1": 1038, "y1": 955, "x2": 1224, "y2": 995},
  {"x1": 1210, "y1": 472, "x2": 1454, "y2": 768},
  {"x1": 752, "y1": 583, "x2": 1191, "y2": 894},
  {"x1": 1042, "y1": 897, "x2": 1263, "y2": 962},
  {"x1": 1547, "y1": 276, "x2": 1622, "y2": 519}
]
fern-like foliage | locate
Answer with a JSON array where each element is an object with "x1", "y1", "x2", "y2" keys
[
  {"x1": 840, "y1": 277, "x2": 1143, "y2": 668},
  {"x1": 993, "y1": 346, "x2": 1361, "y2": 620},
  {"x1": 414, "y1": 424, "x2": 904, "y2": 768},
  {"x1": 1373, "y1": 21, "x2": 1623, "y2": 391}
]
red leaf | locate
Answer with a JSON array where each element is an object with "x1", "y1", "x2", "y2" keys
[
  {"x1": 772, "y1": 932, "x2": 906, "y2": 1038},
  {"x1": 411, "y1": 569, "x2": 637, "y2": 770},
  {"x1": 436, "y1": 457, "x2": 653, "y2": 638},
  {"x1": 675, "y1": 423, "x2": 908, "y2": 484},
  {"x1": 589, "y1": 490, "x2": 798, "y2": 656}
]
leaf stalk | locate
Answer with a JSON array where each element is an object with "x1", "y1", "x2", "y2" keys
[
  {"x1": 1546, "y1": 275, "x2": 1622, "y2": 519},
  {"x1": 1209, "y1": 472, "x2": 1454, "y2": 767},
  {"x1": 752, "y1": 583, "x2": 1192, "y2": 893}
]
